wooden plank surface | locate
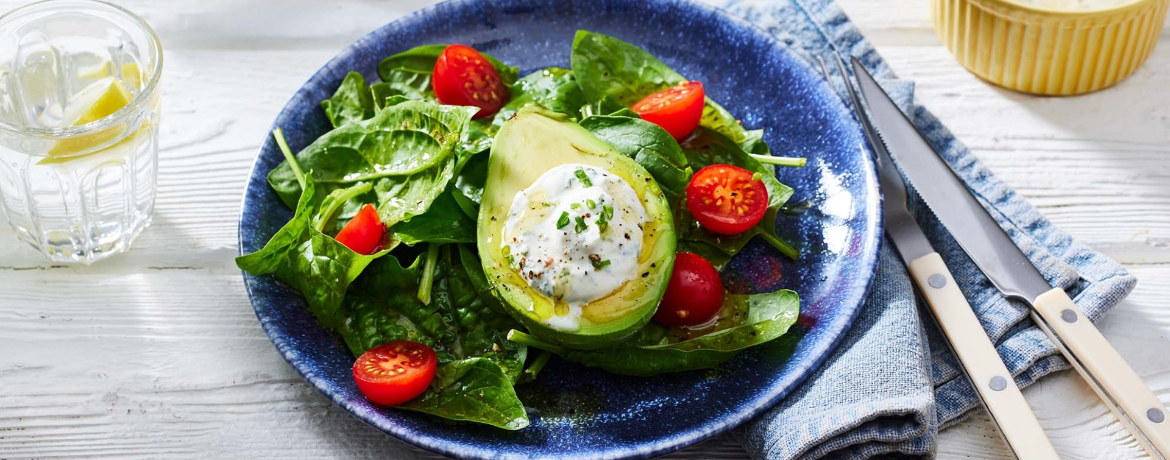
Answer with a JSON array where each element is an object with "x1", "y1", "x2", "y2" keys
[{"x1": 0, "y1": 0, "x2": 1167, "y2": 458}]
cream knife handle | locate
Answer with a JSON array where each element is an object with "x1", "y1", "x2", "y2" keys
[
  {"x1": 1033, "y1": 288, "x2": 1170, "y2": 459},
  {"x1": 909, "y1": 254, "x2": 1059, "y2": 460}
]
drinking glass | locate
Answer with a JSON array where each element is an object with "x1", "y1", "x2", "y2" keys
[{"x1": 0, "y1": 0, "x2": 162, "y2": 264}]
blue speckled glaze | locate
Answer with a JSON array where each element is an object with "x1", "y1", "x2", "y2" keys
[{"x1": 237, "y1": 0, "x2": 883, "y2": 458}]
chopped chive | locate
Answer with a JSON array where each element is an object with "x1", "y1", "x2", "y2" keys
[
  {"x1": 585, "y1": 198, "x2": 596, "y2": 209},
  {"x1": 570, "y1": 203, "x2": 581, "y2": 210},
  {"x1": 575, "y1": 216, "x2": 588, "y2": 233},
  {"x1": 502, "y1": 245, "x2": 514, "y2": 265},
  {"x1": 596, "y1": 204, "x2": 614, "y2": 233},
  {"x1": 574, "y1": 168, "x2": 593, "y2": 187},
  {"x1": 556, "y1": 211, "x2": 570, "y2": 229},
  {"x1": 591, "y1": 259, "x2": 611, "y2": 270}
]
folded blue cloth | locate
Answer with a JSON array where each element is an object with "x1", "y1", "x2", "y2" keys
[{"x1": 717, "y1": 0, "x2": 1139, "y2": 458}]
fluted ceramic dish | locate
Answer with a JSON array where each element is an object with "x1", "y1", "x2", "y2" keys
[
  {"x1": 238, "y1": 0, "x2": 882, "y2": 458},
  {"x1": 933, "y1": 0, "x2": 1169, "y2": 95}
]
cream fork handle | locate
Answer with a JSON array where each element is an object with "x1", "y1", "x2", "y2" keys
[
  {"x1": 1033, "y1": 288, "x2": 1170, "y2": 459},
  {"x1": 909, "y1": 253, "x2": 1059, "y2": 460}
]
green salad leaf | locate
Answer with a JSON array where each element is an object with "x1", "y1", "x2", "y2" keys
[
  {"x1": 676, "y1": 126, "x2": 798, "y2": 260},
  {"x1": 322, "y1": 71, "x2": 376, "y2": 129},
  {"x1": 377, "y1": 45, "x2": 520, "y2": 157},
  {"x1": 452, "y1": 149, "x2": 489, "y2": 218},
  {"x1": 268, "y1": 100, "x2": 477, "y2": 231},
  {"x1": 579, "y1": 113, "x2": 692, "y2": 199},
  {"x1": 400, "y1": 357, "x2": 529, "y2": 430},
  {"x1": 388, "y1": 189, "x2": 477, "y2": 245},
  {"x1": 492, "y1": 67, "x2": 588, "y2": 128},
  {"x1": 236, "y1": 176, "x2": 390, "y2": 330},
  {"x1": 340, "y1": 245, "x2": 529, "y2": 429},
  {"x1": 377, "y1": 45, "x2": 519, "y2": 96},
  {"x1": 570, "y1": 30, "x2": 755, "y2": 148},
  {"x1": 345, "y1": 246, "x2": 524, "y2": 375},
  {"x1": 511, "y1": 290, "x2": 800, "y2": 376}
]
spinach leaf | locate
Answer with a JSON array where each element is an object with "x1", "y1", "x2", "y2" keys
[
  {"x1": 676, "y1": 126, "x2": 798, "y2": 259},
  {"x1": 491, "y1": 67, "x2": 587, "y2": 129},
  {"x1": 742, "y1": 128, "x2": 771, "y2": 156},
  {"x1": 236, "y1": 177, "x2": 389, "y2": 330},
  {"x1": 578, "y1": 96, "x2": 628, "y2": 119},
  {"x1": 268, "y1": 100, "x2": 477, "y2": 229},
  {"x1": 452, "y1": 150, "x2": 489, "y2": 218},
  {"x1": 512, "y1": 290, "x2": 799, "y2": 376},
  {"x1": 377, "y1": 44, "x2": 519, "y2": 157},
  {"x1": 457, "y1": 244, "x2": 509, "y2": 317},
  {"x1": 377, "y1": 44, "x2": 519, "y2": 95},
  {"x1": 570, "y1": 30, "x2": 757, "y2": 149},
  {"x1": 678, "y1": 126, "x2": 794, "y2": 204},
  {"x1": 321, "y1": 71, "x2": 376, "y2": 128},
  {"x1": 400, "y1": 357, "x2": 529, "y2": 430},
  {"x1": 579, "y1": 114, "x2": 692, "y2": 198},
  {"x1": 675, "y1": 239, "x2": 733, "y2": 270},
  {"x1": 570, "y1": 30, "x2": 683, "y2": 107},
  {"x1": 340, "y1": 246, "x2": 529, "y2": 429},
  {"x1": 345, "y1": 246, "x2": 525, "y2": 380},
  {"x1": 389, "y1": 189, "x2": 477, "y2": 245}
]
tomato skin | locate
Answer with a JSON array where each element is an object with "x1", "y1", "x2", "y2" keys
[
  {"x1": 432, "y1": 44, "x2": 507, "y2": 119},
  {"x1": 631, "y1": 81, "x2": 704, "y2": 140},
  {"x1": 685, "y1": 164, "x2": 769, "y2": 235},
  {"x1": 655, "y1": 253, "x2": 724, "y2": 328},
  {"x1": 353, "y1": 341, "x2": 438, "y2": 406},
  {"x1": 335, "y1": 203, "x2": 385, "y2": 255}
]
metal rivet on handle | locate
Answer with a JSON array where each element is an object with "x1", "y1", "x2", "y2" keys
[
  {"x1": 1061, "y1": 309, "x2": 1078, "y2": 323},
  {"x1": 928, "y1": 274, "x2": 946, "y2": 289},
  {"x1": 1149, "y1": 408, "x2": 1165, "y2": 423},
  {"x1": 989, "y1": 376, "x2": 1007, "y2": 392}
]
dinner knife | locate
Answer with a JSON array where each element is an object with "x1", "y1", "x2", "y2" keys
[
  {"x1": 850, "y1": 56, "x2": 1170, "y2": 460},
  {"x1": 827, "y1": 54, "x2": 1058, "y2": 460}
]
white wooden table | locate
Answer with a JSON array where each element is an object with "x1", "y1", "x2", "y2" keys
[{"x1": 1, "y1": 1, "x2": 1167, "y2": 458}]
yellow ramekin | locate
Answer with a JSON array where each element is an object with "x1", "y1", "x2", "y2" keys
[{"x1": 932, "y1": 0, "x2": 1169, "y2": 95}]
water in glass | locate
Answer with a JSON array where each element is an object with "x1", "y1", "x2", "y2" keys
[{"x1": 0, "y1": 1, "x2": 162, "y2": 264}]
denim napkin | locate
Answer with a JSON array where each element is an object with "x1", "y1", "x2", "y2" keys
[{"x1": 714, "y1": 0, "x2": 1139, "y2": 458}]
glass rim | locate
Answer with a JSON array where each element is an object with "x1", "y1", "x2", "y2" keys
[{"x1": 0, "y1": 0, "x2": 163, "y2": 139}]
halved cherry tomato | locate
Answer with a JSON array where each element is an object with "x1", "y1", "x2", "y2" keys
[
  {"x1": 432, "y1": 44, "x2": 507, "y2": 119},
  {"x1": 353, "y1": 341, "x2": 438, "y2": 406},
  {"x1": 654, "y1": 252, "x2": 724, "y2": 328},
  {"x1": 686, "y1": 164, "x2": 769, "y2": 235},
  {"x1": 335, "y1": 203, "x2": 384, "y2": 255},
  {"x1": 631, "y1": 81, "x2": 704, "y2": 140}
]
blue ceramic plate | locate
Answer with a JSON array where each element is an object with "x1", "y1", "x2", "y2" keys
[{"x1": 239, "y1": 0, "x2": 881, "y2": 458}]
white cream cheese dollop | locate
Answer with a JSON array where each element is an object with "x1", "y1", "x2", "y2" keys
[{"x1": 502, "y1": 164, "x2": 647, "y2": 331}]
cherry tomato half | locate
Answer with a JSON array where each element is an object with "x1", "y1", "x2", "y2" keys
[
  {"x1": 631, "y1": 81, "x2": 704, "y2": 140},
  {"x1": 353, "y1": 341, "x2": 438, "y2": 406},
  {"x1": 685, "y1": 164, "x2": 769, "y2": 235},
  {"x1": 335, "y1": 203, "x2": 385, "y2": 255},
  {"x1": 432, "y1": 44, "x2": 507, "y2": 119},
  {"x1": 654, "y1": 252, "x2": 724, "y2": 328}
]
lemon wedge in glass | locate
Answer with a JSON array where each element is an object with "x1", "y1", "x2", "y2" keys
[{"x1": 44, "y1": 75, "x2": 140, "y2": 162}]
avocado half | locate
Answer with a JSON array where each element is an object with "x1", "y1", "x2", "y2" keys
[{"x1": 478, "y1": 108, "x2": 676, "y2": 350}]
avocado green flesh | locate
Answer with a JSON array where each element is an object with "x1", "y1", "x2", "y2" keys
[{"x1": 478, "y1": 109, "x2": 676, "y2": 350}]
